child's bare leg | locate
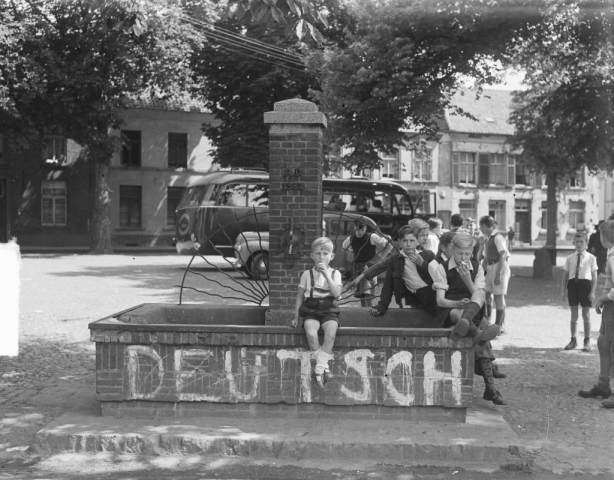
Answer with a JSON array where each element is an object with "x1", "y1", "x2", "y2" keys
[
  {"x1": 494, "y1": 294, "x2": 506, "y2": 333},
  {"x1": 303, "y1": 319, "x2": 321, "y2": 352},
  {"x1": 570, "y1": 305, "x2": 579, "y2": 337},
  {"x1": 320, "y1": 321, "x2": 338, "y2": 354},
  {"x1": 581, "y1": 306, "x2": 591, "y2": 344}
]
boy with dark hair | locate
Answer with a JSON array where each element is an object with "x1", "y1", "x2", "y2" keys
[
  {"x1": 561, "y1": 232, "x2": 598, "y2": 351},
  {"x1": 342, "y1": 219, "x2": 392, "y2": 307},
  {"x1": 370, "y1": 224, "x2": 437, "y2": 316}
]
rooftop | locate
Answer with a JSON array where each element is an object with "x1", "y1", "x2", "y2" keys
[{"x1": 445, "y1": 89, "x2": 515, "y2": 136}]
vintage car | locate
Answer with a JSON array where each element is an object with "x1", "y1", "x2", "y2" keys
[{"x1": 233, "y1": 212, "x2": 390, "y2": 280}]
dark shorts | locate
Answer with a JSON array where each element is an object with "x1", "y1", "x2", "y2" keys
[
  {"x1": 599, "y1": 301, "x2": 614, "y2": 341},
  {"x1": 567, "y1": 279, "x2": 592, "y2": 307},
  {"x1": 299, "y1": 297, "x2": 340, "y2": 325},
  {"x1": 405, "y1": 286, "x2": 437, "y2": 315}
]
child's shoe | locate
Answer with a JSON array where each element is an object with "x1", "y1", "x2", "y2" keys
[
  {"x1": 578, "y1": 384, "x2": 612, "y2": 398},
  {"x1": 602, "y1": 394, "x2": 614, "y2": 408},
  {"x1": 450, "y1": 318, "x2": 470, "y2": 342},
  {"x1": 313, "y1": 373, "x2": 326, "y2": 390},
  {"x1": 564, "y1": 336, "x2": 577, "y2": 350},
  {"x1": 483, "y1": 387, "x2": 507, "y2": 405},
  {"x1": 471, "y1": 324, "x2": 500, "y2": 348},
  {"x1": 323, "y1": 370, "x2": 334, "y2": 384},
  {"x1": 582, "y1": 338, "x2": 591, "y2": 352}
]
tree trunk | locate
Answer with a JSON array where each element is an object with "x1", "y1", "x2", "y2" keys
[
  {"x1": 546, "y1": 171, "x2": 558, "y2": 248},
  {"x1": 90, "y1": 158, "x2": 114, "y2": 254}
]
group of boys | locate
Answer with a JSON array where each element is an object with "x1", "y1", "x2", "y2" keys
[{"x1": 290, "y1": 216, "x2": 510, "y2": 405}]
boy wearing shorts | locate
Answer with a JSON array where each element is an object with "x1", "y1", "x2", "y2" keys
[
  {"x1": 561, "y1": 233, "x2": 598, "y2": 351},
  {"x1": 478, "y1": 216, "x2": 511, "y2": 334},
  {"x1": 290, "y1": 237, "x2": 342, "y2": 390},
  {"x1": 579, "y1": 220, "x2": 614, "y2": 407}
]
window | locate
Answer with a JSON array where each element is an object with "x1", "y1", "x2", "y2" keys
[
  {"x1": 541, "y1": 201, "x2": 548, "y2": 229},
  {"x1": 42, "y1": 135, "x2": 67, "y2": 164},
  {"x1": 567, "y1": 170, "x2": 584, "y2": 188},
  {"x1": 168, "y1": 133, "x2": 188, "y2": 168},
  {"x1": 41, "y1": 181, "x2": 67, "y2": 226},
  {"x1": 121, "y1": 130, "x2": 141, "y2": 166},
  {"x1": 247, "y1": 184, "x2": 269, "y2": 207},
  {"x1": 166, "y1": 187, "x2": 184, "y2": 226},
  {"x1": 514, "y1": 157, "x2": 531, "y2": 185},
  {"x1": 324, "y1": 145, "x2": 343, "y2": 178},
  {"x1": 217, "y1": 183, "x2": 247, "y2": 206},
  {"x1": 412, "y1": 148, "x2": 432, "y2": 181},
  {"x1": 453, "y1": 152, "x2": 476, "y2": 184},
  {"x1": 459, "y1": 200, "x2": 476, "y2": 221},
  {"x1": 478, "y1": 154, "x2": 507, "y2": 186},
  {"x1": 119, "y1": 186, "x2": 142, "y2": 227},
  {"x1": 569, "y1": 200, "x2": 585, "y2": 229},
  {"x1": 488, "y1": 200, "x2": 506, "y2": 231},
  {"x1": 378, "y1": 151, "x2": 399, "y2": 179}
]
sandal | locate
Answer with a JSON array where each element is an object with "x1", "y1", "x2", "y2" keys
[
  {"x1": 323, "y1": 371, "x2": 334, "y2": 384},
  {"x1": 313, "y1": 373, "x2": 326, "y2": 390}
]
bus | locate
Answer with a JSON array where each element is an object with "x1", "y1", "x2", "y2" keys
[{"x1": 174, "y1": 169, "x2": 427, "y2": 256}]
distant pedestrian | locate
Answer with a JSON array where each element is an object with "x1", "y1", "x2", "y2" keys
[
  {"x1": 478, "y1": 216, "x2": 511, "y2": 334},
  {"x1": 588, "y1": 221, "x2": 607, "y2": 275},
  {"x1": 561, "y1": 233, "x2": 598, "y2": 352},
  {"x1": 424, "y1": 218, "x2": 442, "y2": 254},
  {"x1": 507, "y1": 227, "x2": 516, "y2": 251},
  {"x1": 450, "y1": 213, "x2": 465, "y2": 232},
  {"x1": 579, "y1": 220, "x2": 614, "y2": 408},
  {"x1": 290, "y1": 237, "x2": 342, "y2": 390}
]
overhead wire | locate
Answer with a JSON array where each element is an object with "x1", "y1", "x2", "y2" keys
[
  {"x1": 182, "y1": 15, "x2": 306, "y2": 69},
  {"x1": 210, "y1": 43, "x2": 308, "y2": 73},
  {"x1": 188, "y1": 15, "x2": 306, "y2": 62}
]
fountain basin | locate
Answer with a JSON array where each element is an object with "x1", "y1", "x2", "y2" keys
[{"x1": 90, "y1": 304, "x2": 474, "y2": 422}]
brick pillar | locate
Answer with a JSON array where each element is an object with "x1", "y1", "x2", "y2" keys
[{"x1": 264, "y1": 99, "x2": 327, "y2": 325}]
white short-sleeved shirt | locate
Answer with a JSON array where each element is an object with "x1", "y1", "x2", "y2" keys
[
  {"x1": 432, "y1": 257, "x2": 485, "y2": 291},
  {"x1": 424, "y1": 232, "x2": 440, "y2": 254},
  {"x1": 342, "y1": 232, "x2": 389, "y2": 253},
  {"x1": 564, "y1": 250, "x2": 597, "y2": 280},
  {"x1": 299, "y1": 267, "x2": 342, "y2": 299},
  {"x1": 428, "y1": 254, "x2": 448, "y2": 286}
]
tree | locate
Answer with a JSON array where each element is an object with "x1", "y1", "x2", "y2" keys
[
  {"x1": 1, "y1": 0, "x2": 204, "y2": 253},
  {"x1": 192, "y1": 0, "x2": 353, "y2": 169},
  {"x1": 309, "y1": 0, "x2": 543, "y2": 173},
  {"x1": 509, "y1": 0, "x2": 614, "y2": 248}
]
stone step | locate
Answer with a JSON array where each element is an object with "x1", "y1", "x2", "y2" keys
[{"x1": 33, "y1": 404, "x2": 527, "y2": 470}]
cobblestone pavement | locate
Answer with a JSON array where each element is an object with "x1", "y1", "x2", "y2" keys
[{"x1": 1, "y1": 252, "x2": 614, "y2": 478}]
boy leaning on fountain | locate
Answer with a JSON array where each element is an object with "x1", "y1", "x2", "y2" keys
[{"x1": 290, "y1": 237, "x2": 343, "y2": 390}]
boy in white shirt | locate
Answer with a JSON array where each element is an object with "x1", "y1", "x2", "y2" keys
[
  {"x1": 561, "y1": 233, "x2": 598, "y2": 351},
  {"x1": 290, "y1": 237, "x2": 342, "y2": 390}
]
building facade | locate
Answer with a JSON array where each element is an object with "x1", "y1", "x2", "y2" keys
[
  {"x1": 362, "y1": 89, "x2": 600, "y2": 246},
  {"x1": 0, "y1": 99, "x2": 217, "y2": 248}
]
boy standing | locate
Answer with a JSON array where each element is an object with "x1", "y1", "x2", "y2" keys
[
  {"x1": 290, "y1": 237, "x2": 342, "y2": 390},
  {"x1": 579, "y1": 220, "x2": 614, "y2": 407},
  {"x1": 342, "y1": 220, "x2": 392, "y2": 307},
  {"x1": 561, "y1": 233, "x2": 598, "y2": 352}
]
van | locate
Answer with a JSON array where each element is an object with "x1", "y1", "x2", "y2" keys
[{"x1": 175, "y1": 169, "x2": 424, "y2": 256}]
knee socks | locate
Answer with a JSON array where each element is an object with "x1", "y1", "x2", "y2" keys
[
  {"x1": 313, "y1": 349, "x2": 332, "y2": 375},
  {"x1": 477, "y1": 358, "x2": 495, "y2": 390}
]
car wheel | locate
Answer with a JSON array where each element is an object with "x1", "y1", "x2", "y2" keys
[{"x1": 250, "y1": 252, "x2": 269, "y2": 280}]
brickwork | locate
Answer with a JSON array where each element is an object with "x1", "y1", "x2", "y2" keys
[
  {"x1": 91, "y1": 314, "x2": 474, "y2": 419},
  {"x1": 264, "y1": 99, "x2": 327, "y2": 325}
]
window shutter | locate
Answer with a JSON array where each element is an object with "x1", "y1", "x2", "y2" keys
[
  {"x1": 507, "y1": 155, "x2": 515, "y2": 186},
  {"x1": 452, "y1": 152, "x2": 459, "y2": 184},
  {"x1": 478, "y1": 154, "x2": 490, "y2": 186}
]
